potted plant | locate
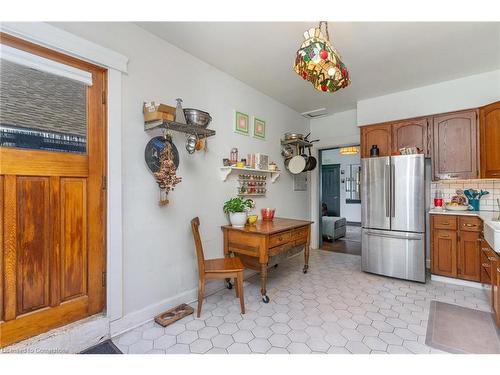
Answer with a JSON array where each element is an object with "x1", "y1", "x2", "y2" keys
[{"x1": 223, "y1": 197, "x2": 255, "y2": 227}]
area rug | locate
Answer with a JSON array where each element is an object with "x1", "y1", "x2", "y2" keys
[
  {"x1": 80, "y1": 340, "x2": 123, "y2": 354},
  {"x1": 425, "y1": 300, "x2": 500, "y2": 354}
]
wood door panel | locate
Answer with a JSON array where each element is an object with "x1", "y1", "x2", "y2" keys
[
  {"x1": 480, "y1": 101, "x2": 500, "y2": 178},
  {"x1": 0, "y1": 34, "x2": 107, "y2": 348},
  {"x1": 361, "y1": 124, "x2": 391, "y2": 158},
  {"x1": 60, "y1": 178, "x2": 88, "y2": 301},
  {"x1": 431, "y1": 227, "x2": 457, "y2": 278},
  {"x1": 432, "y1": 110, "x2": 478, "y2": 180},
  {"x1": 391, "y1": 118, "x2": 429, "y2": 156},
  {"x1": 458, "y1": 231, "x2": 481, "y2": 282},
  {"x1": 16, "y1": 177, "x2": 50, "y2": 314}
]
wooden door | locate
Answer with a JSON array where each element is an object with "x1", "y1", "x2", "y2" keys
[
  {"x1": 431, "y1": 229, "x2": 457, "y2": 278},
  {"x1": 0, "y1": 34, "x2": 107, "y2": 347},
  {"x1": 479, "y1": 101, "x2": 500, "y2": 178},
  {"x1": 360, "y1": 124, "x2": 392, "y2": 158},
  {"x1": 432, "y1": 110, "x2": 478, "y2": 180},
  {"x1": 321, "y1": 164, "x2": 341, "y2": 216},
  {"x1": 391, "y1": 117, "x2": 430, "y2": 157},
  {"x1": 457, "y1": 231, "x2": 481, "y2": 282}
]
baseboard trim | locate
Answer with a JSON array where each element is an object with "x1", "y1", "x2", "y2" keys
[
  {"x1": 430, "y1": 274, "x2": 491, "y2": 290},
  {"x1": 109, "y1": 270, "x2": 258, "y2": 338}
]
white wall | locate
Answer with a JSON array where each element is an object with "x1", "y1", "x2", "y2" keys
[
  {"x1": 321, "y1": 148, "x2": 361, "y2": 223},
  {"x1": 357, "y1": 69, "x2": 500, "y2": 126},
  {"x1": 308, "y1": 109, "x2": 358, "y2": 248},
  {"x1": 53, "y1": 23, "x2": 310, "y2": 322}
]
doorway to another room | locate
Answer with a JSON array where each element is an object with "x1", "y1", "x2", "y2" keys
[{"x1": 319, "y1": 146, "x2": 361, "y2": 256}]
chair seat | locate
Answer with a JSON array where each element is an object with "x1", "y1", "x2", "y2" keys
[{"x1": 205, "y1": 257, "x2": 244, "y2": 273}]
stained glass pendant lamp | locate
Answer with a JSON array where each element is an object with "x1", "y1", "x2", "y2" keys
[{"x1": 294, "y1": 21, "x2": 350, "y2": 93}]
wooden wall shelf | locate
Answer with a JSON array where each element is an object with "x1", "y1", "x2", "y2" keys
[
  {"x1": 220, "y1": 166, "x2": 280, "y2": 183},
  {"x1": 144, "y1": 119, "x2": 216, "y2": 138}
]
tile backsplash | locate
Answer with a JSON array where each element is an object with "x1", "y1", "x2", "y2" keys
[{"x1": 431, "y1": 179, "x2": 500, "y2": 211}]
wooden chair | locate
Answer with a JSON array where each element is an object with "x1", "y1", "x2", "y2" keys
[{"x1": 191, "y1": 217, "x2": 245, "y2": 317}]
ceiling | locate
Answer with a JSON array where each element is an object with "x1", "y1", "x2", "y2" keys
[{"x1": 137, "y1": 22, "x2": 500, "y2": 115}]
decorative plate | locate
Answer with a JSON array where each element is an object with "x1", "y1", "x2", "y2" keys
[{"x1": 144, "y1": 136, "x2": 179, "y2": 173}]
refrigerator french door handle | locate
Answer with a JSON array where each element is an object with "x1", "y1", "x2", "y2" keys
[
  {"x1": 384, "y1": 164, "x2": 391, "y2": 218},
  {"x1": 364, "y1": 230, "x2": 422, "y2": 241},
  {"x1": 391, "y1": 163, "x2": 395, "y2": 217}
]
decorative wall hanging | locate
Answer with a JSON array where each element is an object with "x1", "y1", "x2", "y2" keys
[
  {"x1": 234, "y1": 111, "x2": 249, "y2": 135},
  {"x1": 253, "y1": 117, "x2": 266, "y2": 140},
  {"x1": 294, "y1": 21, "x2": 350, "y2": 93},
  {"x1": 144, "y1": 133, "x2": 182, "y2": 206}
]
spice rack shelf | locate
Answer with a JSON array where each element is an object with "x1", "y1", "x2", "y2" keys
[
  {"x1": 144, "y1": 119, "x2": 216, "y2": 138},
  {"x1": 219, "y1": 166, "x2": 281, "y2": 183},
  {"x1": 237, "y1": 193, "x2": 266, "y2": 197}
]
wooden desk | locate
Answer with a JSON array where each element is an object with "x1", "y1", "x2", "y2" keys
[{"x1": 221, "y1": 217, "x2": 312, "y2": 303}]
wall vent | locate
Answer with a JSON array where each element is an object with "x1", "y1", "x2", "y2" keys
[{"x1": 301, "y1": 108, "x2": 328, "y2": 119}]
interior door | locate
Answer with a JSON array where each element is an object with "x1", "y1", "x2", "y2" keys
[
  {"x1": 0, "y1": 34, "x2": 107, "y2": 348},
  {"x1": 321, "y1": 164, "x2": 340, "y2": 216}
]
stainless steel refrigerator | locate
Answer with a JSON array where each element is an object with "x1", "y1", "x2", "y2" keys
[{"x1": 361, "y1": 154, "x2": 426, "y2": 283}]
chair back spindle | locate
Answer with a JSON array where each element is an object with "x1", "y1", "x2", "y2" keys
[{"x1": 190, "y1": 217, "x2": 205, "y2": 274}]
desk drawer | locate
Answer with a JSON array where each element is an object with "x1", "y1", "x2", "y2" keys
[
  {"x1": 459, "y1": 216, "x2": 482, "y2": 232},
  {"x1": 292, "y1": 227, "x2": 309, "y2": 241},
  {"x1": 269, "y1": 231, "x2": 292, "y2": 247},
  {"x1": 433, "y1": 215, "x2": 457, "y2": 230},
  {"x1": 269, "y1": 242, "x2": 293, "y2": 257}
]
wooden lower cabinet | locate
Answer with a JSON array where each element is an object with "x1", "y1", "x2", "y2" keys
[
  {"x1": 494, "y1": 261, "x2": 500, "y2": 327},
  {"x1": 431, "y1": 228, "x2": 457, "y2": 278},
  {"x1": 457, "y1": 231, "x2": 481, "y2": 282},
  {"x1": 431, "y1": 214, "x2": 480, "y2": 282}
]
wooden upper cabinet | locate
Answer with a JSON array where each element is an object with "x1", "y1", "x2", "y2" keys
[
  {"x1": 480, "y1": 101, "x2": 500, "y2": 178},
  {"x1": 432, "y1": 109, "x2": 478, "y2": 181},
  {"x1": 391, "y1": 117, "x2": 430, "y2": 157},
  {"x1": 360, "y1": 124, "x2": 391, "y2": 158}
]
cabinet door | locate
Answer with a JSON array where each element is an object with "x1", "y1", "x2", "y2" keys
[
  {"x1": 495, "y1": 262, "x2": 500, "y2": 327},
  {"x1": 480, "y1": 101, "x2": 500, "y2": 178},
  {"x1": 431, "y1": 229, "x2": 457, "y2": 278},
  {"x1": 360, "y1": 124, "x2": 392, "y2": 158},
  {"x1": 392, "y1": 118, "x2": 430, "y2": 157},
  {"x1": 458, "y1": 231, "x2": 481, "y2": 282},
  {"x1": 432, "y1": 110, "x2": 478, "y2": 180}
]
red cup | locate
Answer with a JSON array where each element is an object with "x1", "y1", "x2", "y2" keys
[
  {"x1": 261, "y1": 208, "x2": 275, "y2": 221},
  {"x1": 434, "y1": 198, "x2": 443, "y2": 208}
]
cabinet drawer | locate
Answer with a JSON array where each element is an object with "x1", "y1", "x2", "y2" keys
[
  {"x1": 292, "y1": 227, "x2": 309, "y2": 241},
  {"x1": 459, "y1": 216, "x2": 482, "y2": 232},
  {"x1": 269, "y1": 231, "x2": 292, "y2": 247},
  {"x1": 433, "y1": 215, "x2": 457, "y2": 230},
  {"x1": 269, "y1": 242, "x2": 293, "y2": 257}
]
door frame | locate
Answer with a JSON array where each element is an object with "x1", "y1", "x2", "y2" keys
[
  {"x1": 317, "y1": 144, "x2": 360, "y2": 248},
  {"x1": 0, "y1": 23, "x2": 128, "y2": 340}
]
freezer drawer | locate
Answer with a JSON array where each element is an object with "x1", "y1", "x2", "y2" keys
[{"x1": 362, "y1": 228, "x2": 425, "y2": 283}]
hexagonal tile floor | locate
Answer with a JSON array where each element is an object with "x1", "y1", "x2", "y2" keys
[{"x1": 113, "y1": 250, "x2": 491, "y2": 354}]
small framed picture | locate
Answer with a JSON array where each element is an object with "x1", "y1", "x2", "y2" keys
[
  {"x1": 253, "y1": 117, "x2": 266, "y2": 140},
  {"x1": 234, "y1": 111, "x2": 249, "y2": 135}
]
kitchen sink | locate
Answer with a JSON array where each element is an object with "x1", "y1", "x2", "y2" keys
[{"x1": 484, "y1": 219, "x2": 500, "y2": 252}]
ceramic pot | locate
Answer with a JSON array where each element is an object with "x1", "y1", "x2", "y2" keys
[{"x1": 229, "y1": 212, "x2": 247, "y2": 228}]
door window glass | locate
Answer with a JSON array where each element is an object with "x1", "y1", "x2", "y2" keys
[{"x1": 1, "y1": 58, "x2": 87, "y2": 153}]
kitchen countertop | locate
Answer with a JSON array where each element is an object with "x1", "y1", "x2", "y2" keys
[{"x1": 429, "y1": 208, "x2": 500, "y2": 253}]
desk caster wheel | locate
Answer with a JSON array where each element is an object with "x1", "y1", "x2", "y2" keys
[
  {"x1": 225, "y1": 280, "x2": 233, "y2": 289},
  {"x1": 262, "y1": 295, "x2": 270, "y2": 303}
]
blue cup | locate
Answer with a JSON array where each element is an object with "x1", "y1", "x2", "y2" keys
[{"x1": 469, "y1": 198, "x2": 480, "y2": 211}]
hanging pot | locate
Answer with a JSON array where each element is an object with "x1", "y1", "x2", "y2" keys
[
  {"x1": 304, "y1": 147, "x2": 317, "y2": 171},
  {"x1": 286, "y1": 154, "x2": 307, "y2": 174}
]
